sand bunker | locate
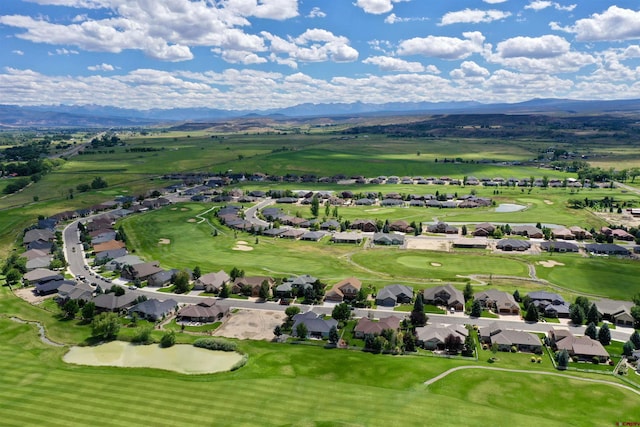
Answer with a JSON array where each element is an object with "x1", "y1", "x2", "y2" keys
[
  {"x1": 232, "y1": 245, "x2": 253, "y2": 251},
  {"x1": 170, "y1": 208, "x2": 177, "y2": 211},
  {"x1": 187, "y1": 218, "x2": 197, "y2": 223},
  {"x1": 180, "y1": 208, "x2": 189, "y2": 211},
  {"x1": 236, "y1": 241, "x2": 249, "y2": 245},
  {"x1": 158, "y1": 238, "x2": 171, "y2": 245},
  {"x1": 430, "y1": 262, "x2": 442, "y2": 267},
  {"x1": 538, "y1": 260, "x2": 565, "y2": 268},
  {"x1": 544, "y1": 200, "x2": 554, "y2": 205},
  {"x1": 63, "y1": 341, "x2": 243, "y2": 374}
]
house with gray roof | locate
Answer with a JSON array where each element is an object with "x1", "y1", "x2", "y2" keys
[
  {"x1": 92, "y1": 292, "x2": 138, "y2": 313},
  {"x1": 177, "y1": 299, "x2": 228, "y2": 323},
  {"x1": 35, "y1": 278, "x2": 76, "y2": 296},
  {"x1": 415, "y1": 323, "x2": 469, "y2": 350},
  {"x1": 549, "y1": 329, "x2": 609, "y2": 363},
  {"x1": 496, "y1": 239, "x2": 531, "y2": 251},
  {"x1": 584, "y1": 243, "x2": 630, "y2": 256},
  {"x1": 194, "y1": 270, "x2": 230, "y2": 292},
  {"x1": 23, "y1": 268, "x2": 60, "y2": 284},
  {"x1": 540, "y1": 241, "x2": 579, "y2": 253},
  {"x1": 528, "y1": 291, "x2": 570, "y2": 318},
  {"x1": 331, "y1": 232, "x2": 364, "y2": 244},
  {"x1": 372, "y1": 232, "x2": 405, "y2": 246},
  {"x1": 129, "y1": 298, "x2": 177, "y2": 321},
  {"x1": 300, "y1": 231, "x2": 327, "y2": 241},
  {"x1": 479, "y1": 323, "x2": 542, "y2": 353},
  {"x1": 95, "y1": 248, "x2": 128, "y2": 262},
  {"x1": 511, "y1": 225, "x2": 543, "y2": 238},
  {"x1": 105, "y1": 255, "x2": 144, "y2": 271},
  {"x1": 121, "y1": 261, "x2": 164, "y2": 281},
  {"x1": 375, "y1": 285, "x2": 413, "y2": 307},
  {"x1": 292, "y1": 311, "x2": 338, "y2": 339},
  {"x1": 594, "y1": 299, "x2": 635, "y2": 327},
  {"x1": 423, "y1": 284, "x2": 465, "y2": 311},
  {"x1": 26, "y1": 256, "x2": 53, "y2": 271},
  {"x1": 23, "y1": 228, "x2": 55, "y2": 245},
  {"x1": 147, "y1": 269, "x2": 177, "y2": 287},
  {"x1": 57, "y1": 282, "x2": 94, "y2": 302},
  {"x1": 475, "y1": 290, "x2": 520, "y2": 315}
]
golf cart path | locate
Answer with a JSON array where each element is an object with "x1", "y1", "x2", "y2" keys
[{"x1": 423, "y1": 365, "x2": 640, "y2": 396}]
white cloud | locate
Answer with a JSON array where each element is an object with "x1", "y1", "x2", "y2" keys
[
  {"x1": 48, "y1": 48, "x2": 79, "y2": 56},
  {"x1": 525, "y1": 1, "x2": 575, "y2": 12},
  {"x1": 559, "y1": 6, "x2": 640, "y2": 42},
  {"x1": 496, "y1": 35, "x2": 569, "y2": 59},
  {"x1": 354, "y1": 0, "x2": 409, "y2": 15},
  {"x1": 450, "y1": 61, "x2": 490, "y2": 80},
  {"x1": 363, "y1": 56, "x2": 426, "y2": 72},
  {"x1": 12, "y1": 50, "x2": 24, "y2": 55},
  {"x1": 307, "y1": 7, "x2": 326, "y2": 18},
  {"x1": 384, "y1": 13, "x2": 428, "y2": 24},
  {"x1": 87, "y1": 63, "x2": 114, "y2": 71},
  {"x1": 440, "y1": 9, "x2": 511, "y2": 26},
  {"x1": 263, "y1": 29, "x2": 358, "y2": 65},
  {"x1": 397, "y1": 31, "x2": 485, "y2": 60},
  {"x1": 482, "y1": 0, "x2": 508, "y2": 3}
]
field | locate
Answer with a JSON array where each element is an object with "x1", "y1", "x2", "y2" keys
[{"x1": 1, "y1": 121, "x2": 640, "y2": 425}]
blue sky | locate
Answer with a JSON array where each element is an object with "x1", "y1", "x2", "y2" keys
[{"x1": 1, "y1": 0, "x2": 640, "y2": 110}]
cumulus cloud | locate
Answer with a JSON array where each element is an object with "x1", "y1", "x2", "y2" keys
[
  {"x1": 450, "y1": 61, "x2": 490, "y2": 80},
  {"x1": 87, "y1": 63, "x2": 114, "y2": 71},
  {"x1": 397, "y1": 31, "x2": 485, "y2": 60},
  {"x1": 363, "y1": 56, "x2": 426, "y2": 72},
  {"x1": 307, "y1": 7, "x2": 326, "y2": 18},
  {"x1": 496, "y1": 35, "x2": 569, "y2": 59},
  {"x1": 482, "y1": 0, "x2": 508, "y2": 3},
  {"x1": 557, "y1": 6, "x2": 640, "y2": 42},
  {"x1": 354, "y1": 0, "x2": 409, "y2": 15},
  {"x1": 12, "y1": 50, "x2": 24, "y2": 55},
  {"x1": 440, "y1": 9, "x2": 511, "y2": 26},
  {"x1": 384, "y1": 13, "x2": 428, "y2": 24},
  {"x1": 525, "y1": 1, "x2": 575, "y2": 12},
  {"x1": 263, "y1": 28, "x2": 358, "y2": 64},
  {"x1": 0, "y1": 0, "x2": 298, "y2": 62}
]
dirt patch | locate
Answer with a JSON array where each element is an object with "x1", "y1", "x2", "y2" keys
[
  {"x1": 232, "y1": 245, "x2": 253, "y2": 251},
  {"x1": 158, "y1": 238, "x2": 171, "y2": 245},
  {"x1": 538, "y1": 260, "x2": 565, "y2": 268},
  {"x1": 430, "y1": 262, "x2": 442, "y2": 267},
  {"x1": 14, "y1": 288, "x2": 53, "y2": 305},
  {"x1": 544, "y1": 200, "x2": 553, "y2": 205},
  {"x1": 170, "y1": 208, "x2": 177, "y2": 211},
  {"x1": 593, "y1": 211, "x2": 640, "y2": 229},
  {"x1": 180, "y1": 208, "x2": 189, "y2": 211},
  {"x1": 214, "y1": 309, "x2": 286, "y2": 341},
  {"x1": 405, "y1": 236, "x2": 450, "y2": 251},
  {"x1": 187, "y1": 218, "x2": 197, "y2": 223}
]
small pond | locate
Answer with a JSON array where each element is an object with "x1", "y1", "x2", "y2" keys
[
  {"x1": 494, "y1": 203, "x2": 527, "y2": 213},
  {"x1": 64, "y1": 341, "x2": 243, "y2": 374}
]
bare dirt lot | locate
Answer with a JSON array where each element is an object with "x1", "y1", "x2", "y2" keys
[
  {"x1": 14, "y1": 288, "x2": 53, "y2": 305},
  {"x1": 405, "y1": 236, "x2": 451, "y2": 251},
  {"x1": 214, "y1": 309, "x2": 285, "y2": 341}
]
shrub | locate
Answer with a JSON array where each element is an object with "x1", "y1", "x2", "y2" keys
[
  {"x1": 160, "y1": 330, "x2": 176, "y2": 348},
  {"x1": 531, "y1": 356, "x2": 536, "y2": 363},
  {"x1": 592, "y1": 356, "x2": 600, "y2": 364},
  {"x1": 230, "y1": 354, "x2": 248, "y2": 371},
  {"x1": 131, "y1": 325, "x2": 153, "y2": 344},
  {"x1": 510, "y1": 345, "x2": 517, "y2": 353},
  {"x1": 536, "y1": 357, "x2": 542, "y2": 363},
  {"x1": 482, "y1": 344, "x2": 488, "y2": 350},
  {"x1": 193, "y1": 338, "x2": 237, "y2": 352}
]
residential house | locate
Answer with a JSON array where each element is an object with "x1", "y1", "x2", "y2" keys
[
  {"x1": 351, "y1": 219, "x2": 378, "y2": 232},
  {"x1": 479, "y1": 323, "x2": 542, "y2": 353},
  {"x1": 496, "y1": 239, "x2": 531, "y2": 251},
  {"x1": 177, "y1": 299, "x2": 229, "y2": 323},
  {"x1": 426, "y1": 222, "x2": 458, "y2": 234},
  {"x1": 549, "y1": 329, "x2": 609, "y2": 363},
  {"x1": 57, "y1": 282, "x2": 94, "y2": 303},
  {"x1": 539, "y1": 241, "x2": 579, "y2": 253},
  {"x1": 473, "y1": 223, "x2": 495, "y2": 237},
  {"x1": 26, "y1": 256, "x2": 53, "y2": 271},
  {"x1": 422, "y1": 284, "x2": 465, "y2": 311},
  {"x1": 389, "y1": 220, "x2": 413, "y2": 233},
  {"x1": 292, "y1": 311, "x2": 338, "y2": 339},
  {"x1": 129, "y1": 298, "x2": 177, "y2": 321},
  {"x1": 331, "y1": 232, "x2": 364, "y2": 244},
  {"x1": 585, "y1": 243, "x2": 630, "y2": 256},
  {"x1": 22, "y1": 268, "x2": 60, "y2": 284},
  {"x1": 415, "y1": 323, "x2": 469, "y2": 350},
  {"x1": 281, "y1": 229, "x2": 305, "y2": 240},
  {"x1": 35, "y1": 277, "x2": 76, "y2": 296},
  {"x1": 300, "y1": 231, "x2": 327, "y2": 241},
  {"x1": 594, "y1": 299, "x2": 635, "y2": 327},
  {"x1": 92, "y1": 292, "x2": 138, "y2": 313},
  {"x1": 475, "y1": 290, "x2": 520, "y2": 315},
  {"x1": 20, "y1": 248, "x2": 50, "y2": 261},
  {"x1": 105, "y1": 255, "x2": 144, "y2": 271},
  {"x1": 95, "y1": 248, "x2": 128, "y2": 262},
  {"x1": 231, "y1": 276, "x2": 274, "y2": 297},
  {"x1": 375, "y1": 285, "x2": 413, "y2": 307},
  {"x1": 120, "y1": 261, "x2": 164, "y2": 282},
  {"x1": 511, "y1": 225, "x2": 543, "y2": 238},
  {"x1": 372, "y1": 233, "x2": 405, "y2": 246},
  {"x1": 552, "y1": 228, "x2": 576, "y2": 240},
  {"x1": 569, "y1": 226, "x2": 593, "y2": 240},
  {"x1": 528, "y1": 291, "x2": 570, "y2": 318},
  {"x1": 194, "y1": 270, "x2": 231, "y2": 293},
  {"x1": 93, "y1": 240, "x2": 126, "y2": 254},
  {"x1": 354, "y1": 316, "x2": 401, "y2": 338},
  {"x1": 611, "y1": 229, "x2": 635, "y2": 241},
  {"x1": 23, "y1": 228, "x2": 55, "y2": 246},
  {"x1": 325, "y1": 277, "x2": 362, "y2": 302},
  {"x1": 452, "y1": 238, "x2": 488, "y2": 249},
  {"x1": 147, "y1": 269, "x2": 177, "y2": 287},
  {"x1": 320, "y1": 219, "x2": 341, "y2": 230}
]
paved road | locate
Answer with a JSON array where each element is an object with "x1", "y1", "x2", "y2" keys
[{"x1": 244, "y1": 197, "x2": 273, "y2": 228}]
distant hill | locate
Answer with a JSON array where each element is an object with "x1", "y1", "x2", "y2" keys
[{"x1": 2, "y1": 98, "x2": 640, "y2": 128}]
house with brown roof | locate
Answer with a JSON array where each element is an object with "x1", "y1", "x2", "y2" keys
[
  {"x1": 474, "y1": 290, "x2": 520, "y2": 315},
  {"x1": 473, "y1": 222, "x2": 495, "y2": 237},
  {"x1": 422, "y1": 284, "x2": 465, "y2": 311},
  {"x1": 611, "y1": 229, "x2": 634, "y2": 241},
  {"x1": 92, "y1": 292, "x2": 138, "y2": 313},
  {"x1": 569, "y1": 226, "x2": 593, "y2": 240},
  {"x1": 177, "y1": 299, "x2": 228, "y2": 323},
  {"x1": 548, "y1": 329, "x2": 609, "y2": 363},
  {"x1": 594, "y1": 299, "x2": 635, "y2": 327},
  {"x1": 325, "y1": 277, "x2": 362, "y2": 302},
  {"x1": 375, "y1": 285, "x2": 413, "y2": 306},
  {"x1": 231, "y1": 276, "x2": 274, "y2": 297},
  {"x1": 552, "y1": 228, "x2": 575, "y2": 240},
  {"x1": 426, "y1": 222, "x2": 458, "y2": 234},
  {"x1": 23, "y1": 228, "x2": 55, "y2": 246},
  {"x1": 351, "y1": 219, "x2": 378, "y2": 232},
  {"x1": 415, "y1": 323, "x2": 469, "y2": 350},
  {"x1": 194, "y1": 270, "x2": 230, "y2": 292},
  {"x1": 511, "y1": 225, "x2": 543, "y2": 238},
  {"x1": 93, "y1": 240, "x2": 126, "y2": 254},
  {"x1": 120, "y1": 261, "x2": 164, "y2": 281},
  {"x1": 389, "y1": 220, "x2": 413, "y2": 233},
  {"x1": 354, "y1": 316, "x2": 401, "y2": 338},
  {"x1": 331, "y1": 232, "x2": 364, "y2": 244},
  {"x1": 479, "y1": 323, "x2": 542, "y2": 353}
]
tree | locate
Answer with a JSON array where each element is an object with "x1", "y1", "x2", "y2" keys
[
  {"x1": 90, "y1": 176, "x2": 108, "y2": 189},
  {"x1": 192, "y1": 266, "x2": 202, "y2": 280},
  {"x1": 160, "y1": 330, "x2": 176, "y2": 348},
  {"x1": 630, "y1": 330, "x2": 640, "y2": 349},
  {"x1": 470, "y1": 299, "x2": 482, "y2": 318},
  {"x1": 410, "y1": 294, "x2": 427, "y2": 327},
  {"x1": 285, "y1": 306, "x2": 301, "y2": 321},
  {"x1": 631, "y1": 305, "x2": 640, "y2": 325},
  {"x1": 574, "y1": 296, "x2": 590, "y2": 314},
  {"x1": 524, "y1": 302, "x2": 539, "y2": 322},
  {"x1": 569, "y1": 304, "x2": 585, "y2": 325},
  {"x1": 556, "y1": 349, "x2": 569, "y2": 369},
  {"x1": 463, "y1": 283, "x2": 473, "y2": 302},
  {"x1": 62, "y1": 299, "x2": 79, "y2": 319},
  {"x1": 586, "y1": 303, "x2": 600, "y2": 325},
  {"x1": 5, "y1": 268, "x2": 22, "y2": 286},
  {"x1": 132, "y1": 325, "x2": 153, "y2": 344},
  {"x1": 328, "y1": 325, "x2": 339, "y2": 345},
  {"x1": 173, "y1": 270, "x2": 190, "y2": 294},
  {"x1": 623, "y1": 341, "x2": 635, "y2": 357},
  {"x1": 91, "y1": 312, "x2": 120, "y2": 340},
  {"x1": 295, "y1": 322, "x2": 308, "y2": 339},
  {"x1": 81, "y1": 301, "x2": 96, "y2": 322},
  {"x1": 585, "y1": 322, "x2": 598, "y2": 340},
  {"x1": 219, "y1": 283, "x2": 229, "y2": 298},
  {"x1": 403, "y1": 330, "x2": 416, "y2": 352},
  {"x1": 462, "y1": 334, "x2": 475, "y2": 357},
  {"x1": 444, "y1": 333, "x2": 462, "y2": 354},
  {"x1": 461, "y1": 224, "x2": 467, "y2": 236},
  {"x1": 597, "y1": 323, "x2": 611, "y2": 345},
  {"x1": 310, "y1": 194, "x2": 320, "y2": 218},
  {"x1": 513, "y1": 289, "x2": 521, "y2": 303},
  {"x1": 332, "y1": 302, "x2": 352, "y2": 323},
  {"x1": 259, "y1": 280, "x2": 270, "y2": 300}
]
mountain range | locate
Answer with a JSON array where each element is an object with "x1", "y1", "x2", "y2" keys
[{"x1": 2, "y1": 98, "x2": 640, "y2": 128}]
